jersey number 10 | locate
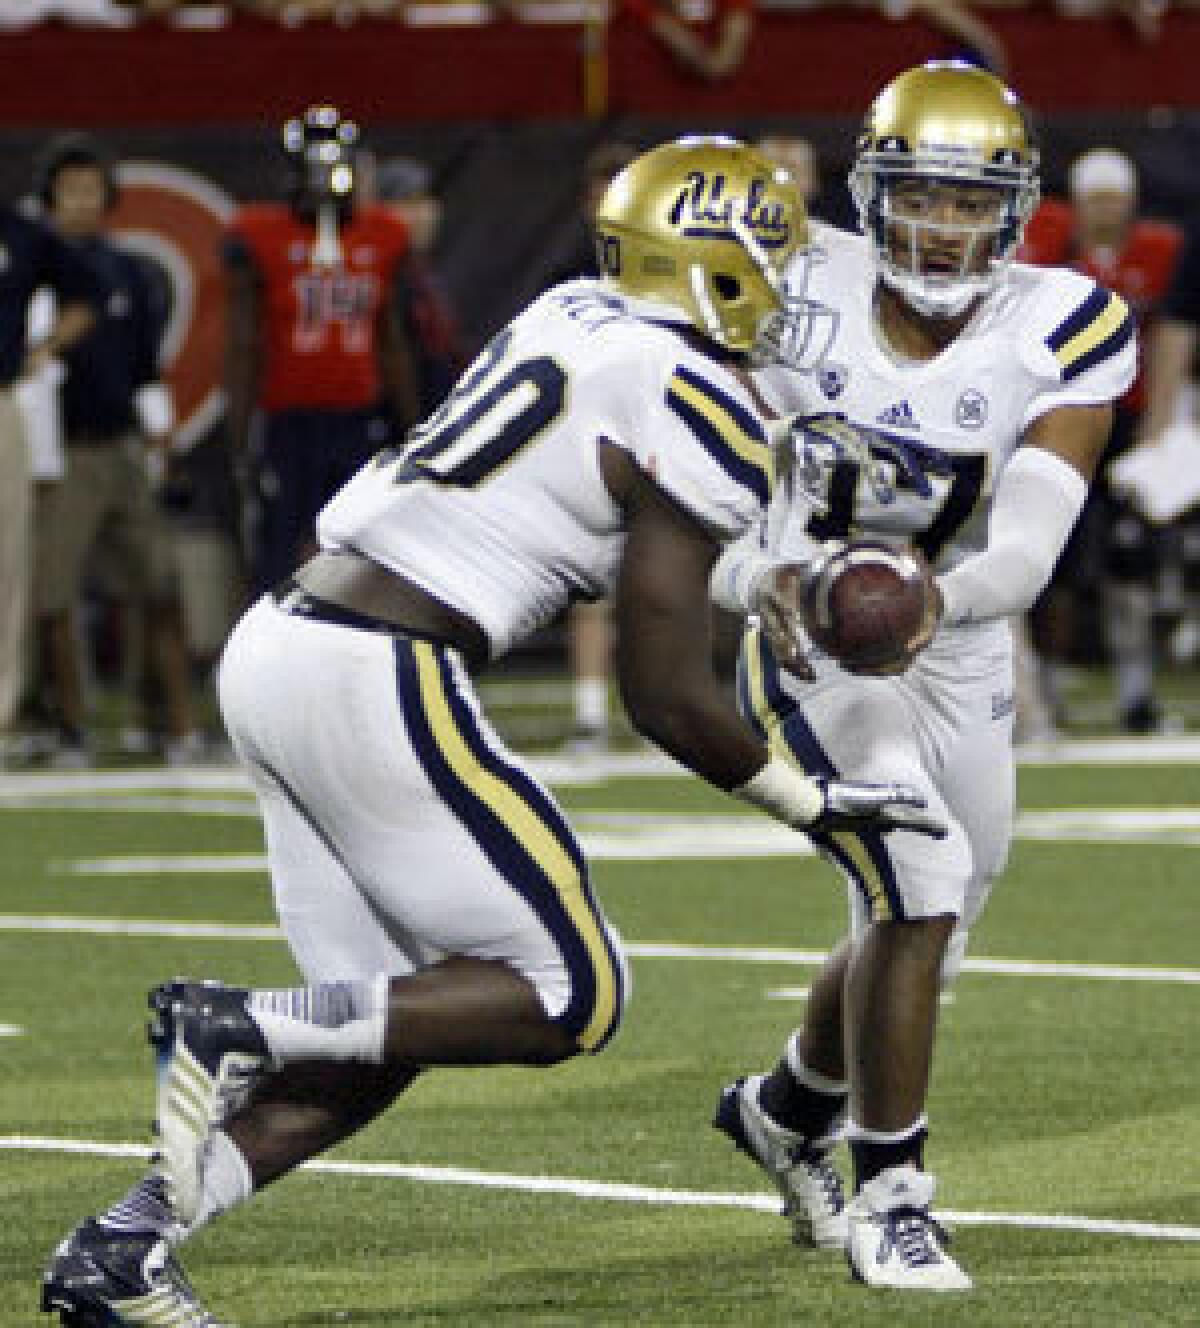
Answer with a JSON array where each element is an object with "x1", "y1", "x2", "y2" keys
[{"x1": 378, "y1": 328, "x2": 568, "y2": 488}]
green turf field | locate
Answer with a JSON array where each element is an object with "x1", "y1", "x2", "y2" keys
[{"x1": 2, "y1": 751, "x2": 1198, "y2": 1326}]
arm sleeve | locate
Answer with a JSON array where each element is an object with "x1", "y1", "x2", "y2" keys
[{"x1": 936, "y1": 446, "x2": 1088, "y2": 627}]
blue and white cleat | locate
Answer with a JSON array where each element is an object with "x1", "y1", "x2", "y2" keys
[
  {"x1": 845, "y1": 1165, "x2": 971, "y2": 1291},
  {"x1": 41, "y1": 1218, "x2": 230, "y2": 1326},
  {"x1": 714, "y1": 1074, "x2": 848, "y2": 1249},
  {"x1": 148, "y1": 980, "x2": 270, "y2": 1226}
]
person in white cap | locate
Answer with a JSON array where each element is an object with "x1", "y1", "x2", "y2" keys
[{"x1": 1020, "y1": 147, "x2": 1184, "y2": 733}]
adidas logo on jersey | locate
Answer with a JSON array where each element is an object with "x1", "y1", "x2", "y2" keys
[{"x1": 876, "y1": 400, "x2": 919, "y2": 430}]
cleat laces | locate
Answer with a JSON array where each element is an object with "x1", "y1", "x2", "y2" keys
[{"x1": 880, "y1": 1206, "x2": 951, "y2": 1269}]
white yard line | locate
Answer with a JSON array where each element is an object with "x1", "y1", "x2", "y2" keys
[
  {"x1": 0, "y1": 795, "x2": 258, "y2": 816},
  {"x1": 0, "y1": 1023, "x2": 24, "y2": 1037},
  {"x1": 0, "y1": 915, "x2": 283, "y2": 940},
  {"x1": 45, "y1": 805, "x2": 1200, "y2": 878},
  {"x1": 3, "y1": 1135, "x2": 1196, "y2": 1243},
  {"x1": 59, "y1": 855, "x2": 272, "y2": 875},
  {"x1": 3, "y1": 732, "x2": 1200, "y2": 804},
  {"x1": 1, "y1": 914, "x2": 1198, "y2": 984}
]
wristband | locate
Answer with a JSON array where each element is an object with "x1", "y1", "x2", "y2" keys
[
  {"x1": 710, "y1": 547, "x2": 774, "y2": 615},
  {"x1": 733, "y1": 755, "x2": 823, "y2": 828}
]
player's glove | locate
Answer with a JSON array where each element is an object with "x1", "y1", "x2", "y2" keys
[
  {"x1": 811, "y1": 775, "x2": 947, "y2": 839},
  {"x1": 748, "y1": 559, "x2": 821, "y2": 680},
  {"x1": 770, "y1": 412, "x2": 935, "y2": 507},
  {"x1": 735, "y1": 757, "x2": 947, "y2": 839}
]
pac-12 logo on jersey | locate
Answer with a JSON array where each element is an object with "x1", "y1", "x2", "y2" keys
[
  {"x1": 954, "y1": 388, "x2": 988, "y2": 430},
  {"x1": 818, "y1": 362, "x2": 848, "y2": 400}
]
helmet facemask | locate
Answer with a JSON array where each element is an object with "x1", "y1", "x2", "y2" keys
[
  {"x1": 852, "y1": 153, "x2": 1038, "y2": 320},
  {"x1": 283, "y1": 107, "x2": 359, "y2": 214},
  {"x1": 679, "y1": 221, "x2": 838, "y2": 372}
]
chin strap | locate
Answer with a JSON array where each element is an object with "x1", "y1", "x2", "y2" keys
[{"x1": 877, "y1": 258, "x2": 994, "y2": 321}]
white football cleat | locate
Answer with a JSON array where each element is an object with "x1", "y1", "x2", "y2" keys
[
  {"x1": 714, "y1": 1074, "x2": 848, "y2": 1249},
  {"x1": 148, "y1": 980, "x2": 270, "y2": 1226},
  {"x1": 845, "y1": 1165, "x2": 971, "y2": 1291}
]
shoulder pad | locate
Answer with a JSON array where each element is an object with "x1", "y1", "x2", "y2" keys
[{"x1": 663, "y1": 360, "x2": 771, "y2": 506}]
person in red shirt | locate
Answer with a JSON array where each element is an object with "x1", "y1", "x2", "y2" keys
[
  {"x1": 226, "y1": 105, "x2": 419, "y2": 594},
  {"x1": 624, "y1": 0, "x2": 755, "y2": 81},
  {"x1": 1020, "y1": 147, "x2": 1183, "y2": 732}
]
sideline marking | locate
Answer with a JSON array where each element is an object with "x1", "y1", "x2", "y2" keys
[
  {"x1": 4, "y1": 1135, "x2": 1196, "y2": 1243},
  {"x1": 0, "y1": 1023, "x2": 24, "y2": 1037},
  {"x1": 1, "y1": 915, "x2": 1198, "y2": 984}
]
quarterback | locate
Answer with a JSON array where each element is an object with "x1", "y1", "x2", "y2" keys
[
  {"x1": 41, "y1": 138, "x2": 942, "y2": 1325},
  {"x1": 711, "y1": 65, "x2": 1135, "y2": 1290}
]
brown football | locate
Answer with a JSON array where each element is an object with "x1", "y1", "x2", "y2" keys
[{"x1": 803, "y1": 541, "x2": 931, "y2": 674}]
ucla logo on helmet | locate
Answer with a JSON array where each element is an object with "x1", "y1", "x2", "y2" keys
[{"x1": 667, "y1": 171, "x2": 790, "y2": 250}]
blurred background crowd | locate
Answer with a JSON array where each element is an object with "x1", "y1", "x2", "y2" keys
[{"x1": 1, "y1": 4, "x2": 1199, "y2": 766}]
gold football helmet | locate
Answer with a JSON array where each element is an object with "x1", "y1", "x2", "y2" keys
[
  {"x1": 594, "y1": 136, "x2": 835, "y2": 369},
  {"x1": 850, "y1": 62, "x2": 1039, "y2": 319}
]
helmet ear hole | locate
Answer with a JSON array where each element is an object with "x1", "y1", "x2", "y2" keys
[{"x1": 713, "y1": 274, "x2": 741, "y2": 302}]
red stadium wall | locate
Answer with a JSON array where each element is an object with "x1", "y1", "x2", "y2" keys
[{"x1": 3, "y1": 11, "x2": 1199, "y2": 126}]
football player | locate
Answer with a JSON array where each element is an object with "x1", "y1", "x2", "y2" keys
[
  {"x1": 226, "y1": 105, "x2": 419, "y2": 596},
  {"x1": 41, "y1": 137, "x2": 944, "y2": 1325},
  {"x1": 710, "y1": 65, "x2": 1135, "y2": 1291}
]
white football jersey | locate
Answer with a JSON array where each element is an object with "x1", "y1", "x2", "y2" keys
[
  {"x1": 318, "y1": 280, "x2": 772, "y2": 657},
  {"x1": 753, "y1": 223, "x2": 1137, "y2": 595}
]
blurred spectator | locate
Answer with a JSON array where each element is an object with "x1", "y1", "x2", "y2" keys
[
  {"x1": 1138, "y1": 212, "x2": 1200, "y2": 446},
  {"x1": 1, "y1": 0, "x2": 231, "y2": 22},
  {"x1": 225, "y1": 105, "x2": 419, "y2": 594},
  {"x1": 757, "y1": 0, "x2": 1008, "y2": 76},
  {"x1": 30, "y1": 133, "x2": 202, "y2": 767},
  {"x1": 1021, "y1": 147, "x2": 1184, "y2": 732},
  {"x1": 0, "y1": 165, "x2": 96, "y2": 761},
  {"x1": 1057, "y1": 0, "x2": 1168, "y2": 42},
  {"x1": 540, "y1": 140, "x2": 637, "y2": 291},
  {"x1": 625, "y1": 0, "x2": 755, "y2": 82},
  {"x1": 370, "y1": 154, "x2": 466, "y2": 414},
  {"x1": 0, "y1": 0, "x2": 135, "y2": 26},
  {"x1": 1137, "y1": 213, "x2": 1200, "y2": 669},
  {"x1": 237, "y1": 0, "x2": 401, "y2": 18},
  {"x1": 974, "y1": 0, "x2": 1167, "y2": 46},
  {"x1": 901, "y1": 0, "x2": 1008, "y2": 73}
]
